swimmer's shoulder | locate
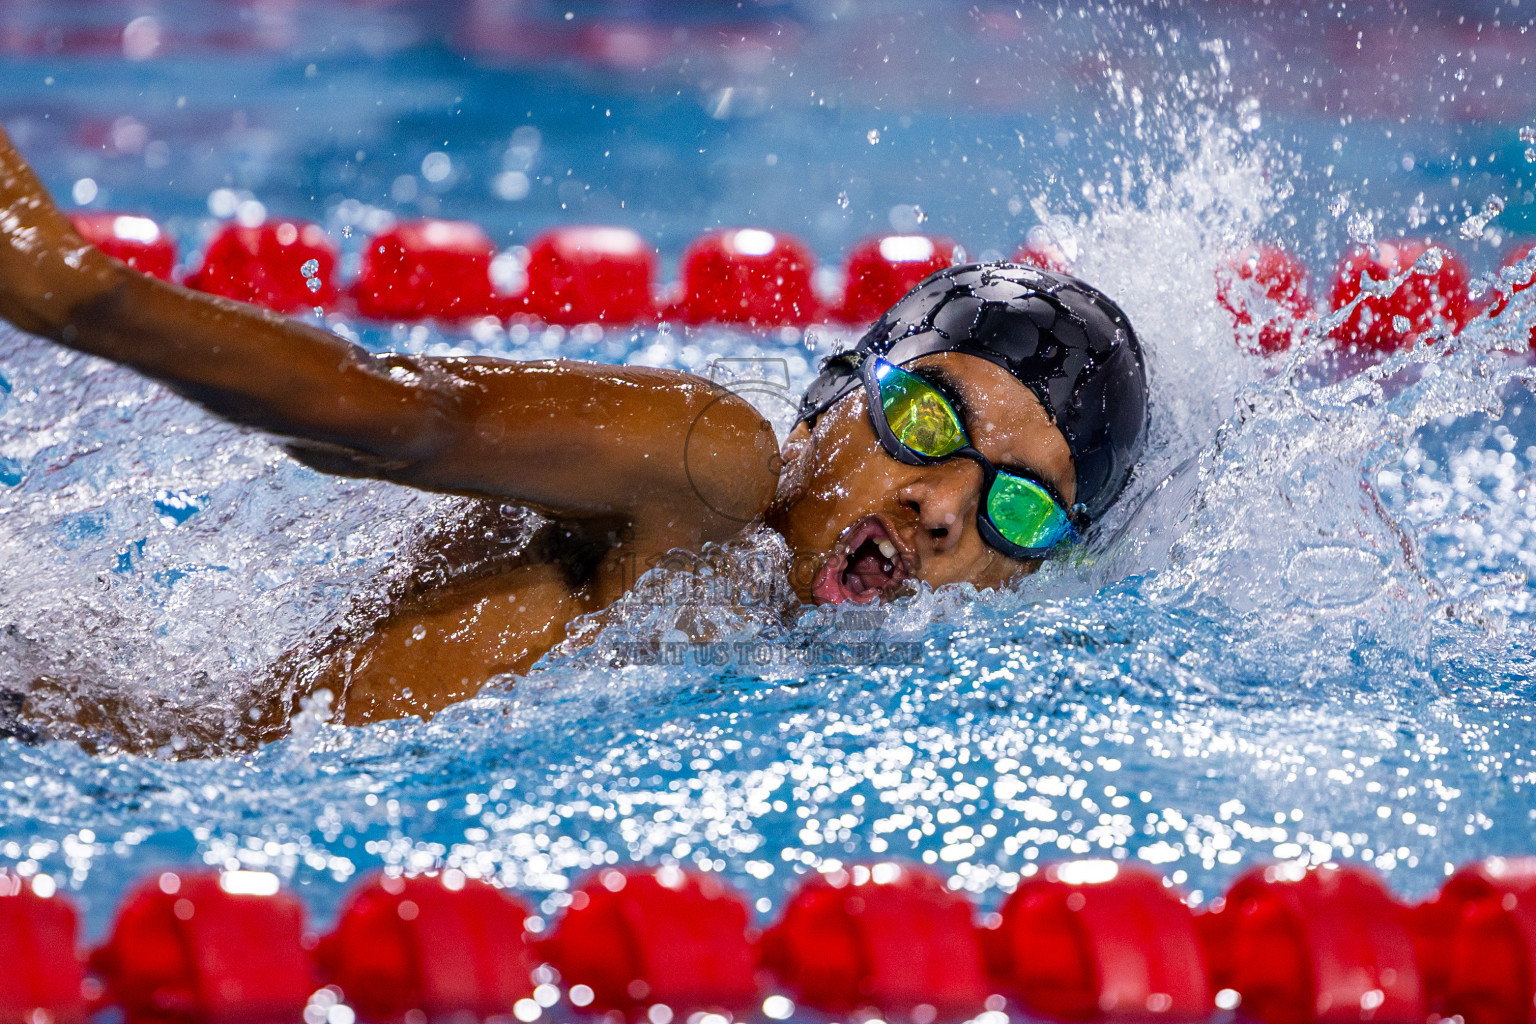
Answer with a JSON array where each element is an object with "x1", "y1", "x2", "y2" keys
[{"x1": 331, "y1": 560, "x2": 601, "y2": 725}]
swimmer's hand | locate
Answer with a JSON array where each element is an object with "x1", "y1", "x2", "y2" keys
[{"x1": 0, "y1": 122, "x2": 112, "y2": 338}]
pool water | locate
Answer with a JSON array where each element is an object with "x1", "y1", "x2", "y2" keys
[{"x1": 2, "y1": 0, "x2": 1536, "y2": 946}]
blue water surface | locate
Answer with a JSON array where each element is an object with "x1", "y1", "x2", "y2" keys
[{"x1": 1, "y1": 0, "x2": 1535, "y2": 959}]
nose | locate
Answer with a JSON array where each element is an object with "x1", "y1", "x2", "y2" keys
[{"x1": 897, "y1": 459, "x2": 983, "y2": 553}]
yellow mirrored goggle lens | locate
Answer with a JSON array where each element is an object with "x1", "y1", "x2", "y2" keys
[{"x1": 876, "y1": 363, "x2": 968, "y2": 458}]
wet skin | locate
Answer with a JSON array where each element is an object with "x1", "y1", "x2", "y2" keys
[
  {"x1": 767, "y1": 353, "x2": 1075, "y2": 605},
  {"x1": 0, "y1": 123, "x2": 1074, "y2": 744}
]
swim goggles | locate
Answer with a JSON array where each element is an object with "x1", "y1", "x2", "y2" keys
[{"x1": 860, "y1": 356, "x2": 1088, "y2": 560}]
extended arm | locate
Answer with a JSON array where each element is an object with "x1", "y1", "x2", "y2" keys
[{"x1": 0, "y1": 124, "x2": 777, "y2": 543}]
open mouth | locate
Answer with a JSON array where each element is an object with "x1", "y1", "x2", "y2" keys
[{"x1": 811, "y1": 516, "x2": 910, "y2": 604}]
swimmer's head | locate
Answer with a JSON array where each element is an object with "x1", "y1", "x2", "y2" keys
[
  {"x1": 799, "y1": 263, "x2": 1148, "y2": 519},
  {"x1": 767, "y1": 262, "x2": 1148, "y2": 604}
]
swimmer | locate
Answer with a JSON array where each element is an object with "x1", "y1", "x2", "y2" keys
[{"x1": 0, "y1": 123, "x2": 1146, "y2": 749}]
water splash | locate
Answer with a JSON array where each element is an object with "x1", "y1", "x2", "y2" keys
[{"x1": 3, "y1": 11, "x2": 1536, "y2": 940}]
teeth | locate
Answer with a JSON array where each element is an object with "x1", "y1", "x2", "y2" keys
[{"x1": 876, "y1": 539, "x2": 897, "y2": 560}]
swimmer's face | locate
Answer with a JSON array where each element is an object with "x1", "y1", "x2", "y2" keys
[{"x1": 766, "y1": 352, "x2": 1077, "y2": 605}]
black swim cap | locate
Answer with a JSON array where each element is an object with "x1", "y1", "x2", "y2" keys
[{"x1": 798, "y1": 262, "x2": 1148, "y2": 521}]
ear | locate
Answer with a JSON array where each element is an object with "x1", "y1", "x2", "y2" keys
[{"x1": 771, "y1": 421, "x2": 814, "y2": 511}]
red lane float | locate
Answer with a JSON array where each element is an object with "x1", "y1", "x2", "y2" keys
[
  {"x1": 1216, "y1": 243, "x2": 1314, "y2": 354},
  {"x1": 1328, "y1": 237, "x2": 1471, "y2": 352},
  {"x1": 761, "y1": 863, "x2": 990, "y2": 1019},
  {"x1": 1504, "y1": 239, "x2": 1536, "y2": 294},
  {"x1": 185, "y1": 220, "x2": 338, "y2": 314},
  {"x1": 0, "y1": 874, "x2": 87, "y2": 1024},
  {"x1": 1494, "y1": 240, "x2": 1536, "y2": 347},
  {"x1": 541, "y1": 866, "x2": 758, "y2": 1018},
  {"x1": 1408, "y1": 856, "x2": 1536, "y2": 1024},
  {"x1": 354, "y1": 219, "x2": 500, "y2": 322},
  {"x1": 25, "y1": 855, "x2": 1536, "y2": 1023},
  {"x1": 835, "y1": 235, "x2": 955, "y2": 324},
  {"x1": 60, "y1": 212, "x2": 1523, "y2": 364},
  {"x1": 70, "y1": 212, "x2": 177, "y2": 281},
  {"x1": 91, "y1": 870, "x2": 314, "y2": 1024},
  {"x1": 984, "y1": 861, "x2": 1211, "y2": 1021},
  {"x1": 1014, "y1": 230, "x2": 1072, "y2": 274},
  {"x1": 1198, "y1": 863, "x2": 1425, "y2": 1024},
  {"x1": 520, "y1": 225, "x2": 657, "y2": 325},
  {"x1": 676, "y1": 228, "x2": 820, "y2": 326},
  {"x1": 317, "y1": 871, "x2": 536, "y2": 1022}
]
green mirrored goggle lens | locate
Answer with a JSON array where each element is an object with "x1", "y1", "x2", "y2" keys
[
  {"x1": 876, "y1": 362, "x2": 968, "y2": 458},
  {"x1": 985, "y1": 471, "x2": 1073, "y2": 551}
]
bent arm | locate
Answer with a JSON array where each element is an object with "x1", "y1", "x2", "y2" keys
[
  {"x1": 0, "y1": 123, "x2": 778, "y2": 541},
  {"x1": 294, "y1": 356, "x2": 781, "y2": 541}
]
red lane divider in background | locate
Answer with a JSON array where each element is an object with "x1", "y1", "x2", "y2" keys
[
  {"x1": 16, "y1": 858, "x2": 1536, "y2": 1023},
  {"x1": 60, "y1": 209, "x2": 1536, "y2": 353},
  {"x1": 1496, "y1": 240, "x2": 1536, "y2": 348},
  {"x1": 985, "y1": 861, "x2": 1211, "y2": 1021},
  {"x1": 354, "y1": 219, "x2": 502, "y2": 322},
  {"x1": 541, "y1": 865, "x2": 759, "y2": 1018},
  {"x1": 318, "y1": 871, "x2": 537, "y2": 1022},
  {"x1": 1408, "y1": 856, "x2": 1536, "y2": 1024},
  {"x1": 1216, "y1": 243, "x2": 1315, "y2": 355},
  {"x1": 674, "y1": 228, "x2": 820, "y2": 326},
  {"x1": 91, "y1": 870, "x2": 315, "y2": 1024},
  {"x1": 186, "y1": 220, "x2": 339, "y2": 314},
  {"x1": 761, "y1": 863, "x2": 990, "y2": 1020},
  {"x1": 70, "y1": 213, "x2": 177, "y2": 282},
  {"x1": 520, "y1": 225, "x2": 658, "y2": 325},
  {"x1": 0, "y1": 874, "x2": 87, "y2": 1024},
  {"x1": 1328, "y1": 237, "x2": 1473, "y2": 352},
  {"x1": 1013, "y1": 231, "x2": 1072, "y2": 274},
  {"x1": 835, "y1": 235, "x2": 956, "y2": 325},
  {"x1": 1199, "y1": 863, "x2": 1426, "y2": 1024}
]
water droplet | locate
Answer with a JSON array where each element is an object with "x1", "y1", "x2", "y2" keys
[
  {"x1": 1328, "y1": 193, "x2": 1350, "y2": 218},
  {"x1": 421, "y1": 151, "x2": 452, "y2": 184},
  {"x1": 1236, "y1": 96, "x2": 1262, "y2": 132},
  {"x1": 1347, "y1": 212, "x2": 1374, "y2": 244},
  {"x1": 1520, "y1": 125, "x2": 1536, "y2": 144},
  {"x1": 1460, "y1": 195, "x2": 1506, "y2": 240},
  {"x1": 306, "y1": 277, "x2": 322, "y2": 293},
  {"x1": 866, "y1": 129, "x2": 880, "y2": 145},
  {"x1": 888, "y1": 204, "x2": 925, "y2": 232},
  {"x1": 836, "y1": 191, "x2": 850, "y2": 209},
  {"x1": 1393, "y1": 315, "x2": 1412, "y2": 333},
  {"x1": 301, "y1": 259, "x2": 320, "y2": 278},
  {"x1": 411, "y1": 624, "x2": 427, "y2": 641},
  {"x1": 1414, "y1": 247, "x2": 1445, "y2": 275},
  {"x1": 341, "y1": 225, "x2": 353, "y2": 238}
]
